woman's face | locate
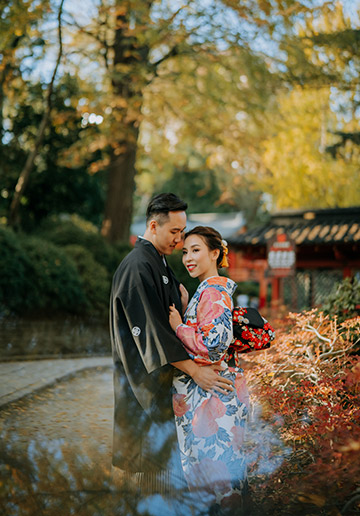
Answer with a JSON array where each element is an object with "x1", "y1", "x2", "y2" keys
[{"x1": 182, "y1": 234, "x2": 219, "y2": 282}]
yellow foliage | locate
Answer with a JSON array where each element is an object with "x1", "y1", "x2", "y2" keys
[{"x1": 260, "y1": 86, "x2": 360, "y2": 210}]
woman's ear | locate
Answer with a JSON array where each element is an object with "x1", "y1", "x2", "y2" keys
[{"x1": 212, "y1": 248, "x2": 220, "y2": 262}]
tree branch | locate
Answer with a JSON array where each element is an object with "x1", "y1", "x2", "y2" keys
[{"x1": 8, "y1": 0, "x2": 65, "y2": 228}]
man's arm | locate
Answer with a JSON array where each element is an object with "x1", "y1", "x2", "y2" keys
[
  {"x1": 171, "y1": 359, "x2": 234, "y2": 394},
  {"x1": 114, "y1": 267, "x2": 190, "y2": 374}
]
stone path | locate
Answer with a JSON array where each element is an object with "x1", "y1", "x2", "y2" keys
[
  {"x1": 0, "y1": 357, "x2": 290, "y2": 516},
  {"x1": 0, "y1": 356, "x2": 113, "y2": 407}
]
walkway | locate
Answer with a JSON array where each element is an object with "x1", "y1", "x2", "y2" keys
[{"x1": 0, "y1": 355, "x2": 113, "y2": 407}]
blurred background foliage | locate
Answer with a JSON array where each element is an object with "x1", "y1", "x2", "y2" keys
[
  {"x1": 0, "y1": 219, "x2": 131, "y2": 318},
  {"x1": 323, "y1": 277, "x2": 360, "y2": 324},
  {"x1": 1, "y1": 0, "x2": 360, "y2": 316}
]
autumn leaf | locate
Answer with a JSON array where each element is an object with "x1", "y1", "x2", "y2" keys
[{"x1": 297, "y1": 492, "x2": 326, "y2": 506}]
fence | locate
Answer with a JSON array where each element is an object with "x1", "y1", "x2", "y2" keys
[{"x1": 282, "y1": 269, "x2": 343, "y2": 311}]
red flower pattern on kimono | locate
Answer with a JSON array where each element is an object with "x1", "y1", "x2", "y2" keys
[
  {"x1": 172, "y1": 276, "x2": 249, "y2": 508},
  {"x1": 176, "y1": 285, "x2": 228, "y2": 363},
  {"x1": 235, "y1": 374, "x2": 250, "y2": 409},
  {"x1": 192, "y1": 396, "x2": 227, "y2": 437},
  {"x1": 172, "y1": 394, "x2": 190, "y2": 417},
  {"x1": 229, "y1": 425, "x2": 245, "y2": 451}
]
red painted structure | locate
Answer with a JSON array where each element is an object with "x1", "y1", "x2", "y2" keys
[{"x1": 227, "y1": 207, "x2": 360, "y2": 310}]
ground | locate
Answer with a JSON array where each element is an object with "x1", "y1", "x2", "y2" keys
[{"x1": 0, "y1": 363, "x2": 292, "y2": 516}]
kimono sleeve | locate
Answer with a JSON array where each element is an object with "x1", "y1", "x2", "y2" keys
[
  {"x1": 176, "y1": 287, "x2": 233, "y2": 364},
  {"x1": 112, "y1": 267, "x2": 189, "y2": 375}
]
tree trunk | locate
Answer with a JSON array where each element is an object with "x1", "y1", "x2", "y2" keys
[
  {"x1": 100, "y1": 2, "x2": 152, "y2": 243},
  {"x1": 101, "y1": 136, "x2": 138, "y2": 242}
]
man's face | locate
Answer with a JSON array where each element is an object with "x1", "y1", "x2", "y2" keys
[{"x1": 152, "y1": 211, "x2": 187, "y2": 255}]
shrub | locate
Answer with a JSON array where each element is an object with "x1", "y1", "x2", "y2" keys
[
  {"x1": 235, "y1": 281, "x2": 259, "y2": 298},
  {"x1": 322, "y1": 276, "x2": 360, "y2": 323},
  {"x1": 36, "y1": 214, "x2": 131, "y2": 276},
  {"x1": 20, "y1": 236, "x2": 87, "y2": 314},
  {"x1": 64, "y1": 244, "x2": 110, "y2": 316},
  {"x1": 112, "y1": 241, "x2": 133, "y2": 266},
  {"x1": 0, "y1": 226, "x2": 34, "y2": 313},
  {"x1": 246, "y1": 310, "x2": 360, "y2": 515}
]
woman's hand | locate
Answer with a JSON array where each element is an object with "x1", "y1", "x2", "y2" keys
[
  {"x1": 169, "y1": 304, "x2": 183, "y2": 332},
  {"x1": 179, "y1": 283, "x2": 189, "y2": 315}
]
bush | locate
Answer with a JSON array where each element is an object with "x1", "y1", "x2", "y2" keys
[
  {"x1": 0, "y1": 226, "x2": 34, "y2": 313},
  {"x1": 112, "y1": 240, "x2": 134, "y2": 266},
  {"x1": 20, "y1": 236, "x2": 87, "y2": 314},
  {"x1": 64, "y1": 244, "x2": 110, "y2": 316},
  {"x1": 235, "y1": 281, "x2": 259, "y2": 298},
  {"x1": 322, "y1": 276, "x2": 360, "y2": 322},
  {"x1": 36, "y1": 215, "x2": 131, "y2": 277},
  {"x1": 247, "y1": 310, "x2": 360, "y2": 515}
]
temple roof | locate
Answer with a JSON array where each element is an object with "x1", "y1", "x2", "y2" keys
[{"x1": 228, "y1": 206, "x2": 360, "y2": 247}]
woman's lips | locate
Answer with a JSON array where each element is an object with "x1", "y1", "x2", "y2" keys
[{"x1": 187, "y1": 264, "x2": 196, "y2": 272}]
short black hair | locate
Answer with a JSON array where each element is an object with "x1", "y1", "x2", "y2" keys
[{"x1": 146, "y1": 193, "x2": 188, "y2": 225}]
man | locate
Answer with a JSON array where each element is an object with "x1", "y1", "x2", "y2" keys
[{"x1": 110, "y1": 193, "x2": 233, "y2": 480}]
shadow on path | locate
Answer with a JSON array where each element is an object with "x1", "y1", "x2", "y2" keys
[{"x1": 0, "y1": 367, "x2": 291, "y2": 515}]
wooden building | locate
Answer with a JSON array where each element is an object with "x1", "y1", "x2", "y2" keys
[{"x1": 227, "y1": 206, "x2": 360, "y2": 310}]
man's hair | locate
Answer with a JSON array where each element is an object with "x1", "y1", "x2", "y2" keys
[{"x1": 146, "y1": 193, "x2": 188, "y2": 226}]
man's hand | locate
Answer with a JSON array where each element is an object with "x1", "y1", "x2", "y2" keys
[
  {"x1": 192, "y1": 363, "x2": 234, "y2": 394},
  {"x1": 171, "y1": 359, "x2": 234, "y2": 394},
  {"x1": 179, "y1": 283, "x2": 189, "y2": 315}
]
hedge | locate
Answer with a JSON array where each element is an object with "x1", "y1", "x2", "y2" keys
[
  {"x1": 0, "y1": 226, "x2": 34, "y2": 313},
  {"x1": 64, "y1": 244, "x2": 110, "y2": 316},
  {"x1": 19, "y1": 236, "x2": 87, "y2": 314},
  {"x1": 36, "y1": 215, "x2": 131, "y2": 277}
]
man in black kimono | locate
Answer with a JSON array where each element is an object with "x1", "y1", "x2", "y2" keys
[{"x1": 110, "y1": 193, "x2": 233, "y2": 481}]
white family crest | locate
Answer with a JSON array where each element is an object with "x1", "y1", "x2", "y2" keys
[
  {"x1": 132, "y1": 326, "x2": 141, "y2": 337},
  {"x1": 162, "y1": 275, "x2": 169, "y2": 285}
]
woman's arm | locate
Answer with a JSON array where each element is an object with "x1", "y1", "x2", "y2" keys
[
  {"x1": 169, "y1": 288, "x2": 234, "y2": 393},
  {"x1": 174, "y1": 287, "x2": 233, "y2": 363}
]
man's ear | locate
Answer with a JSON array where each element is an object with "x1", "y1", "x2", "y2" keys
[{"x1": 149, "y1": 219, "x2": 157, "y2": 234}]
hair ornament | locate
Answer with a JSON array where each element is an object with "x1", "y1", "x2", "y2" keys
[{"x1": 219, "y1": 239, "x2": 229, "y2": 268}]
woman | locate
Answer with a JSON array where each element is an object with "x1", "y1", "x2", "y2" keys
[{"x1": 169, "y1": 226, "x2": 249, "y2": 514}]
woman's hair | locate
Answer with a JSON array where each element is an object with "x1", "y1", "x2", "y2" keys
[{"x1": 184, "y1": 226, "x2": 228, "y2": 268}]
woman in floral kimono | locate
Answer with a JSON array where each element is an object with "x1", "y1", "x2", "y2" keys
[{"x1": 169, "y1": 226, "x2": 250, "y2": 514}]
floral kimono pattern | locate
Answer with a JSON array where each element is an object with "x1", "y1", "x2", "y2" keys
[{"x1": 172, "y1": 276, "x2": 249, "y2": 509}]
